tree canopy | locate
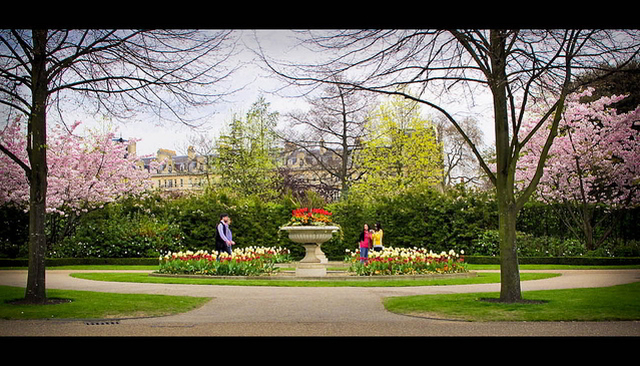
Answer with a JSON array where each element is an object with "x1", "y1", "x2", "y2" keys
[{"x1": 351, "y1": 94, "x2": 442, "y2": 198}]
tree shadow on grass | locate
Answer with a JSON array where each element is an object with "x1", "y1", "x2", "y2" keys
[
  {"x1": 478, "y1": 298, "x2": 548, "y2": 304},
  {"x1": 7, "y1": 297, "x2": 73, "y2": 306}
]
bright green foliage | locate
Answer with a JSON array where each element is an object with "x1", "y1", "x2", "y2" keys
[
  {"x1": 40, "y1": 186, "x2": 637, "y2": 261},
  {"x1": 351, "y1": 95, "x2": 442, "y2": 199},
  {"x1": 4, "y1": 173, "x2": 637, "y2": 260},
  {"x1": 212, "y1": 96, "x2": 281, "y2": 199}
]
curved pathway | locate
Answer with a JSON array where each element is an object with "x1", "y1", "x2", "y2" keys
[{"x1": 0, "y1": 269, "x2": 639, "y2": 336}]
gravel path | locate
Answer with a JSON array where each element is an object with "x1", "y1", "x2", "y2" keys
[{"x1": 0, "y1": 269, "x2": 638, "y2": 336}]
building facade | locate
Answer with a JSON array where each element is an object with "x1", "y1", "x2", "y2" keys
[
  {"x1": 141, "y1": 146, "x2": 213, "y2": 191},
  {"x1": 141, "y1": 142, "x2": 348, "y2": 199}
]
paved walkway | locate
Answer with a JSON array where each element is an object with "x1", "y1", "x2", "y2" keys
[{"x1": 0, "y1": 269, "x2": 639, "y2": 336}]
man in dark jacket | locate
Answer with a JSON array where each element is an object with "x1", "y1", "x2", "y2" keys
[{"x1": 215, "y1": 213, "x2": 234, "y2": 258}]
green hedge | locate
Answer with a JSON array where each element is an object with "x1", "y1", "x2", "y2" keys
[
  {"x1": 464, "y1": 256, "x2": 640, "y2": 266},
  {"x1": 0, "y1": 257, "x2": 159, "y2": 267},
  {"x1": 1, "y1": 185, "x2": 638, "y2": 261},
  {"x1": 517, "y1": 200, "x2": 640, "y2": 245},
  {"x1": 325, "y1": 186, "x2": 499, "y2": 258},
  {"x1": 0, "y1": 204, "x2": 29, "y2": 258},
  {"x1": 47, "y1": 190, "x2": 308, "y2": 260}
]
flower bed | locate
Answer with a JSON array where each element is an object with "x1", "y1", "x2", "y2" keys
[
  {"x1": 346, "y1": 247, "x2": 468, "y2": 276},
  {"x1": 158, "y1": 246, "x2": 291, "y2": 276}
]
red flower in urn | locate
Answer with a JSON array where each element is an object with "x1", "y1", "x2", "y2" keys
[{"x1": 287, "y1": 207, "x2": 334, "y2": 226}]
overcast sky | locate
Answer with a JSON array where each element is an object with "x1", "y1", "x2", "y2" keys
[
  {"x1": 76, "y1": 30, "x2": 495, "y2": 158},
  {"x1": 78, "y1": 30, "x2": 311, "y2": 157}
]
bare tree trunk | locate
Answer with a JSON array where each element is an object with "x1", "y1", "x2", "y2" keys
[
  {"x1": 581, "y1": 204, "x2": 595, "y2": 251},
  {"x1": 24, "y1": 29, "x2": 49, "y2": 304},
  {"x1": 489, "y1": 30, "x2": 522, "y2": 302},
  {"x1": 498, "y1": 202, "x2": 522, "y2": 301}
]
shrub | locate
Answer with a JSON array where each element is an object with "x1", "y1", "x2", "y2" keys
[
  {"x1": 3, "y1": 182, "x2": 635, "y2": 260},
  {"x1": 471, "y1": 230, "x2": 589, "y2": 258},
  {"x1": 0, "y1": 204, "x2": 29, "y2": 258},
  {"x1": 611, "y1": 241, "x2": 640, "y2": 257},
  {"x1": 49, "y1": 203, "x2": 186, "y2": 258}
]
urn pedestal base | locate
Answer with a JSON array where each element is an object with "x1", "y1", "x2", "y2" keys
[
  {"x1": 315, "y1": 246, "x2": 328, "y2": 264},
  {"x1": 280, "y1": 226, "x2": 338, "y2": 277},
  {"x1": 295, "y1": 263, "x2": 327, "y2": 277}
]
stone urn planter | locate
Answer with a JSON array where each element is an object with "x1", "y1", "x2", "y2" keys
[{"x1": 280, "y1": 225, "x2": 339, "y2": 277}]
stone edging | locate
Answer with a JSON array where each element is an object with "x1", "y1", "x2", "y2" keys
[{"x1": 149, "y1": 271, "x2": 477, "y2": 282}]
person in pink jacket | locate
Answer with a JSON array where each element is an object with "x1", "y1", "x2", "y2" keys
[{"x1": 359, "y1": 223, "x2": 373, "y2": 263}]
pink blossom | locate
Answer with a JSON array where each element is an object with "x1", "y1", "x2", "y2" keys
[
  {"x1": 518, "y1": 88, "x2": 640, "y2": 207},
  {"x1": 0, "y1": 119, "x2": 154, "y2": 214}
]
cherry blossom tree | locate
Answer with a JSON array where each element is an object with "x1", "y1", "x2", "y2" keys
[
  {"x1": 519, "y1": 88, "x2": 640, "y2": 250},
  {"x1": 0, "y1": 119, "x2": 29, "y2": 206},
  {"x1": 0, "y1": 118, "x2": 153, "y2": 216},
  {"x1": 0, "y1": 29, "x2": 236, "y2": 303}
]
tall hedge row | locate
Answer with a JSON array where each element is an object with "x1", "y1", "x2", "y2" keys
[
  {"x1": 1, "y1": 186, "x2": 638, "y2": 260},
  {"x1": 323, "y1": 187, "x2": 498, "y2": 258}
]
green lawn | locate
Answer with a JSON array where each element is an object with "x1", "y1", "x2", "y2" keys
[
  {"x1": 0, "y1": 285, "x2": 210, "y2": 320},
  {"x1": 383, "y1": 281, "x2": 640, "y2": 322}
]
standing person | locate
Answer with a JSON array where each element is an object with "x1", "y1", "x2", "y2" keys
[
  {"x1": 359, "y1": 223, "x2": 372, "y2": 263},
  {"x1": 227, "y1": 217, "x2": 234, "y2": 254},
  {"x1": 215, "y1": 213, "x2": 234, "y2": 259},
  {"x1": 372, "y1": 222, "x2": 384, "y2": 252}
]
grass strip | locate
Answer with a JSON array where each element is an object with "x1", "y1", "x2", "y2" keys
[
  {"x1": 2, "y1": 264, "x2": 639, "y2": 271},
  {"x1": 69, "y1": 272, "x2": 557, "y2": 287},
  {"x1": 0, "y1": 285, "x2": 211, "y2": 320},
  {"x1": 383, "y1": 281, "x2": 640, "y2": 322}
]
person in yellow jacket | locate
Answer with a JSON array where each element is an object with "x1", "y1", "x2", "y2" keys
[{"x1": 371, "y1": 222, "x2": 384, "y2": 252}]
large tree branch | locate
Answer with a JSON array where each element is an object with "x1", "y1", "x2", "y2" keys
[{"x1": 0, "y1": 141, "x2": 31, "y2": 176}]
